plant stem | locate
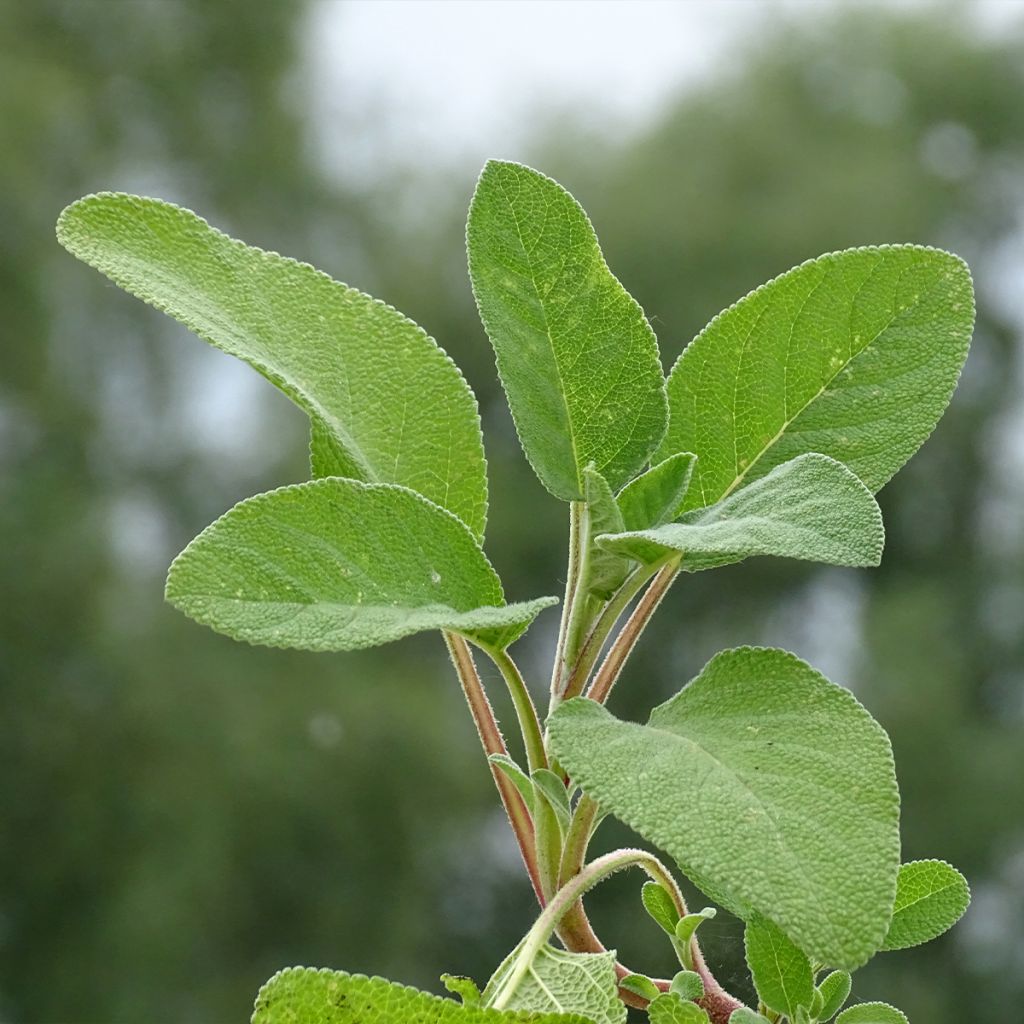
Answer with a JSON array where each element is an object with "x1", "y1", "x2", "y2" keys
[
  {"x1": 484, "y1": 646, "x2": 548, "y2": 772},
  {"x1": 489, "y1": 848, "x2": 683, "y2": 1012},
  {"x1": 549, "y1": 501, "x2": 584, "y2": 704},
  {"x1": 557, "y1": 793, "x2": 601, "y2": 888},
  {"x1": 443, "y1": 632, "x2": 545, "y2": 905},
  {"x1": 586, "y1": 559, "x2": 681, "y2": 705}
]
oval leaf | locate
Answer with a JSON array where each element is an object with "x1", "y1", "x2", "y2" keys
[
  {"x1": 647, "y1": 994, "x2": 709, "y2": 1023},
  {"x1": 548, "y1": 647, "x2": 900, "y2": 968},
  {"x1": 835, "y1": 1003, "x2": 908, "y2": 1024},
  {"x1": 467, "y1": 160, "x2": 667, "y2": 499},
  {"x1": 658, "y1": 245, "x2": 974, "y2": 510},
  {"x1": 166, "y1": 479, "x2": 555, "y2": 652},
  {"x1": 816, "y1": 971, "x2": 852, "y2": 1022},
  {"x1": 253, "y1": 966, "x2": 591, "y2": 1024},
  {"x1": 616, "y1": 453, "x2": 696, "y2": 532},
  {"x1": 57, "y1": 193, "x2": 489, "y2": 539},
  {"x1": 598, "y1": 454, "x2": 883, "y2": 570},
  {"x1": 881, "y1": 859, "x2": 970, "y2": 951},
  {"x1": 744, "y1": 914, "x2": 813, "y2": 1019}
]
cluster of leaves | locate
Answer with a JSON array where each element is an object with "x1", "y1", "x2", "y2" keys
[{"x1": 57, "y1": 160, "x2": 974, "y2": 1024}]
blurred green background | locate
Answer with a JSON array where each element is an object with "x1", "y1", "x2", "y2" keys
[{"x1": 2, "y1": 1, "x2": 1023, "y2": 1021}]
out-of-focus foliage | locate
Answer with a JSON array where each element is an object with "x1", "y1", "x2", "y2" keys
[{"x1": 2, "y1": 3, "x2": 1022, "y2": 1024}]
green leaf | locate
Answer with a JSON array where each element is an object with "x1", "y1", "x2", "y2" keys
[
  {"x1": 668, "y1": 971, "x2": 704, "y2": 1002},
  {"x1": 727, "y1": 1011, "x2": 770, "y2": 1024},
  {"x1": 647, "y1": 994, "x2": 709, "y2": 1024},
  {"x1": 620, "y1": 975, "x2": 661, "y2": 1003},
  {"x1": 658, "y1": 245, "x2": 974, "y2": 511},
  {"x1": 443, "y1": 975, "x2": 483, "y2": 1007},
  {"x1": 488, "y1": 755, "x2": 536, "y2": 816},
  {"x1": 743, "y1": 914, "x2": 814, "y2": 1019},
  {"x1": 816, "y1": 971, "x2": 852, "y2": 1021},
  {"x1": 484, "y1": 944, "x2": 626, "y2": 1024},
  {"x1": 616, "y1": 453, "x2": 696, "y2": 532},
  {"x1": 881, "y1": 859, "x2": 970, "y2": 951},
  {"x1": 597, "y1": 454, "x2": 883, "y2": 571},
  {"x1": 467, "y1": 160, "x2": 667, "y2": 500},
  {"x1": 641, "y1": 881, "x2": 681, "y2": 935},
  {"x1": 57, "y1": 193, "x2": 489, "y2": 539},
  {"x1": 166, "y1": 479, "x2": 555, "y2": 652},
  {"x1": 253, "y1": 966, "x2": 591, "y2": 1024},
  {"x1": 835, "y1": 1003, "x2": 908, "y2": 1024},
  {"x1": 674, "y1": 908, "x2": 717, "y2": 948},
  {"x1": 548, "y1": 647, "x2": 900, "y2": 968},
  {"x1": 582, "y1": 467, "x2": 632, "y2": 599},
  {"x1": 530, "y1": 768, "x2": 572, "y2": 834}
]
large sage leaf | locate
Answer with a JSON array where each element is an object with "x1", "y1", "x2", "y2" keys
[
  {"x1": 881, "y1": 859, "x2": 970, "y2": 951},
  {"x1": 252, "y1": 967, "x2": 591, "y2": 1024},
  {"x1": 484, "y1": 944, "x2": 624, "y2": 1024},
  {"x1": 597, "y1": 454, "x2": 883, "y2": 570},
  {"x1": 743, "y1": 915, "x2": 813, "y2": 1019},
  {"x1": 658, "y1": 245, "x2": 973, "y2": 511},
  {"x1": 166, "y1": 479, "x2": 555, "y2": 652},
  {"x1": 57, "y1": 193, "x2": 489, "y2": 539},
  {"x1": 467, "y1": 161, "x2": 667, "y2": 499},
  {"x1": 548, "y1": 647, "x2": 900, "y2": 968}
]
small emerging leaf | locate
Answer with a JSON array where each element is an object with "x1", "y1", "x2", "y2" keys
[
  {"x1": 647, "y1": 994, "x2": 709, "y2": 1024},
  {"x1": 166, "y1": 479, "x2": 555, "y2": 653},
  {"x1": 675, "y1": 908, "x2": 716, "y2": 948},
  {"x1": 659, "y1": 245, "x2": 974, "y2": 511},
  {"x1": 582, "y1": 467, "x2": 631, "y2": 599},
  {"x1": 728, "y1": 1011, "x2": 770, "y2": 1024},
  {"x1": 531, "y1": 769, "x2": 572, "y2": 834},
  {"x1": 620, "y1": 974, "x2": 661, "y2": 1003},
  {"x1": 549, "y1": 647, "x2": 900, "y2": 968},
  {"x1": 641, "y1": 881, "x2": 681, "y2": 935},
  {"x1": 744, "y1": 914, "x2": 814, "y2": 1019},
  {"x1": 881, "y1": 859, "x2": 970, "y2": 951},
  {"x1": 253, "y1": 967, "x2": 589, "y2": 1024},
  {"x1": 57, "y1": 193, "x2": 489, "y2": 539},
  {"x1": 484, "y1": 944, "x2": 625, "y2": 1024},
  {"x1": 598, "y1": 454, "x2": 884, "y2": 571},
  {"x1": 816, "y1": 971, "x2": 852, "y2": 1021},
  {"x1": 488, "y1": 756, "x2": 535, "y2": 816},
  {"x1": 468, "y1": 160, "x2": 667, "y2": 500},
  {"x1": 668, "y1": 971, "x2": 704, "y2": 1002},
  {"x1": 835, "y1": 1003, "x2": 909, "y2": 1024},
  {"x1": 443, "y1": 975, "x2": 483, "y2": 1006},
  {"x1": 616, "y1": 453, "x2": 697, "y2": 532}
]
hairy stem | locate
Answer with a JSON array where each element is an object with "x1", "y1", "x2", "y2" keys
[
  {"x1": 483, "y1": 646, "x2": 548, "y2": 772},
  {"x1": 586, "y1": 559, "x2": 681, "y2": 705},
  {"x1": 443, "y1": 632, "x2": 545, "y2": 905},
  {"x1": 549, "y1": 501, "x2": 584, "y2": 706},
  {"x1": 557, "y1": 793, "x2": 601, "y2": 888}
]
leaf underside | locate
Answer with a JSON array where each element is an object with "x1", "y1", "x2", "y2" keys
[
  {"x1": 166, "y1": 479, "x2": 555, "y2": 652},
  {"x1": 468, "y1": 160, "x2": 667, "y2": 500},
  {"x1": 647, "y1": 993, "x2": 710, "y2": 1023},
  {"x1": 659, "y1": 245, "x2": 974, "y2": 511},
  {"x1": 598, "y1": 453, "x2": 883, "y2": 570},
  {"x1": 57, "y1": 192, "x2": 489, "y2": 539},
  {"x1": 549, "y1": 647, "x2": 900, "y2": 968},
  {"x1": 881, "y1": 859, "x2": 970, "y2": 951},
  {"x1": 252, "y1": 967, "x2": 592, "y2": 1024}
]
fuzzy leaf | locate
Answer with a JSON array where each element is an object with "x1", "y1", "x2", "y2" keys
[
  {"x1": 881, "y1": 859, "x2": 970, "y2": 951},
  {"x1": 484, "y1": 944, "x2": 625, "y2": 1024},
  {"x1": 166, "y1": 479, "x2": 555, "y2": 652},
  {"x1": 647, "y1": 994, "x2": 709, "y2": 1024},
  {"x1": 728, "y1": 1011, "x2": 770, "y2": 1024},
  {"x1": 443, "y1": 975, "x2": 483, "y2": 1007},
  {"x1": 816, "y1": 971, "x2": 852, "y2": 1021},
  {"x1": 548, "y1": 647, "x2": 900, "y2": 968},
  {"x1": 668, "y1": 972, "x2": 704, "y2": 1002},
  {"x1": 583, "y1": 467, "x2": 632, "y2": 598},
  {"x1": 57, "y1": 193, "x2": 488, "y2": 539},
  {"x1": 616, "y1": 453, "x2": 696, "y2": 532},
  {"x1": 467, "y1": 160, "x2": 667, "y2": 500},
  {"x1": 835, "y1": 1003, "x2": 908, "y2": 1024},
  {"x1": 598, "y1": 454, "x2": 883, "y2": 570},
  {"x1": 658, "y1": 245, "x2": 973, "y2": 511},
  {"x1": 488, "y1": 756, "x2": 536, "y2": 816},
  {"x1": 531, "y1": 768, "x2": 573, "y2": 833},
  {"x1": 620, "y1": 975, "x2": 660, "y2": 1003},
  {"x1": 253, "y1": 967, "x2": 591, "y2": 1024},
  {"x1": 744, "y1": 915, "x2": 814, "y2": 1018},
  {"x1": 641, "y1": 881, "x2": 681, "y2": 935}
]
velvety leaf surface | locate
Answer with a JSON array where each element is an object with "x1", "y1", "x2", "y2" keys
[
  {"x1": 57, "y1": 193, "x2": 489, "y2": 538},
  {"x1": 598, "y1": 454, "x2": 883, "y2": 570},
  {"x1": 615, "y1": 453, "x2": 696, "y2": 532},
  {"x1": 166, "y1": 479, "x2": 555, "y2": 652},
  {"x1": 835, "y1": 1003, "x2": 908, "y2": 1024},
  {"x1": 467, "y1": 160, "x2": 667, "y2": 499},
  {"x1": 816, "y1": 971, "x2": 852, "y2": 1022},
  {"x1": 646, "y1": 994, "x2": 709, "y2": 1023},
  {"x1": 727, "y1": 1011, "x2": 770, "y2": 1024},
  {"x1": 658, "y1": 245, "x2": 973, "y2": 511},
  {"x1": 743, "y1": 915, "x2": 814, "y2": 1018},
  {"x1": 881, "y1": 859, "x2": 970, "y2": 951},
  {"x1": 484, "y1": 945, "x2": 625, "y2": 1024},
  {"x1": 582, "y1": 467, "x2": 631, "y2": 599},
  {"x1": 252, "y1": 967, "x2": 592, "y2": 1024},
  {"x1": 548, "y1": 647, "x2": 900, "y2": 968}
]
